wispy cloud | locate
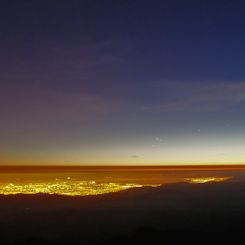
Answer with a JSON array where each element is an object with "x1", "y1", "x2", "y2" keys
[
  {"x1": 0, "y1": 39, "x2": 124, "y2": 84},
  {"x1": 145, "y1": 82, "x2": 245, "y2": 112},
  {"x1": 0, "y1": 83, "x2": 115, "y2": 128},
  {"x1": 129, "y1": 155, "x2": 139, "y2": 158}
]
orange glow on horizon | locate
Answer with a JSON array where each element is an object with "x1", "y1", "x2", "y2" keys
[{"x1": 0, "y1": 164, "x2": 244, "y2": 172}]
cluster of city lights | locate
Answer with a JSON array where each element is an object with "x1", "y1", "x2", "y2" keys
[
  {"x1": 184, "y1": 177, "x2": 232, "y2": 184},
  {"x1": 0, "y1": 176, "x2": 232, "y2": 196},
  {"x1": 0, "y1": 181, "x2": 158, "y2": 196}
]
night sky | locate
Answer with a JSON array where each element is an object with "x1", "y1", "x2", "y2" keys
[{"x1": 1, "y1": 0, "x2": 245, "y2": 165}]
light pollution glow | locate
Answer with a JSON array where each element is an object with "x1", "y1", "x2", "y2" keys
[{"x1": 0, "y1": 181, "x2": 160, "y2": 196}]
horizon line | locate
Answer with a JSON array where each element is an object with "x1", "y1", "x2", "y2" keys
[{"x1": 0, "y1": 164, "x2": 245, "y2": 172}]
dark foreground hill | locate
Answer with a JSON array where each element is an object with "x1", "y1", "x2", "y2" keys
[{"x1": 0, "y1": 181, "x2": 245, "y2": 244}]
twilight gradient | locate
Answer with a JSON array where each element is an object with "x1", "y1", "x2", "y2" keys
[{"x1": 1, "y1": 1, "x2": 245, "y2": 165}]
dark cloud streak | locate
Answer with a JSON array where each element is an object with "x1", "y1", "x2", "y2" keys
[{"x1": 144, "y1": 82, "x2": 245, "y2": 112}]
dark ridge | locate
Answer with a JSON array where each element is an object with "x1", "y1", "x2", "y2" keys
[{"x1": 0, "y1": 181, "x2": 244, "y2": 244}]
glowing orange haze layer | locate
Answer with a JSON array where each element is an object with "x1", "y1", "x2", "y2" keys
[{"x1": 0, "y1": 165, "x2": 244, "y2": 172}]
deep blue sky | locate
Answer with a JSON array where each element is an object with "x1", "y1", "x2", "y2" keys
[{"x1": 1, "y1": 0, "x2": 245, "y2": 165}]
